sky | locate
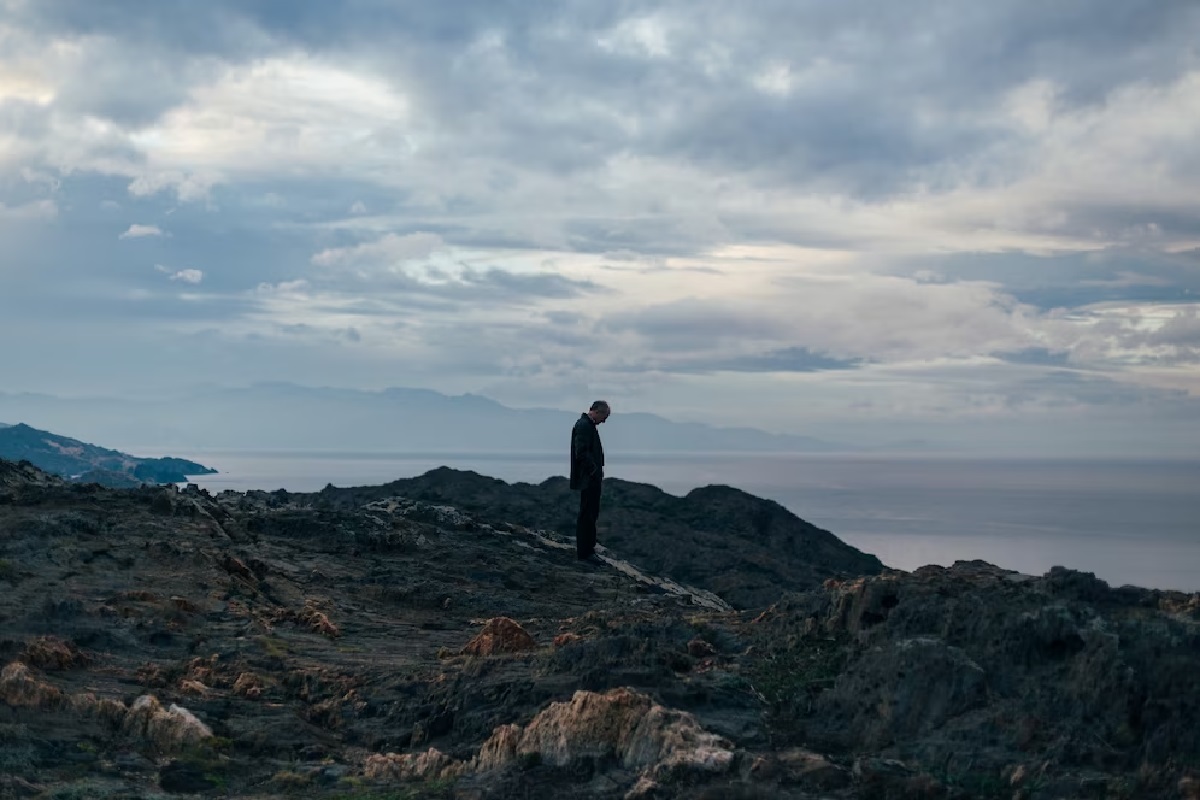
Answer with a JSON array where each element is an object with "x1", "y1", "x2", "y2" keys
[{"x1": 2, "y1": 0, "x2": 1199, "y2": 455}]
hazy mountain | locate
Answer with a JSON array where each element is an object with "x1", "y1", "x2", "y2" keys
[
  {"x1": 0, "y1": 423, "x2": 215, "y2": 484},
  {"x1": 0, "y1": 384, "x2": 849, "y2": 454}
]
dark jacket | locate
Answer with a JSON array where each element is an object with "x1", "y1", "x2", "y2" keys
[{"x1": 569, "y1": 413, "x2": 605, "y2": 490}]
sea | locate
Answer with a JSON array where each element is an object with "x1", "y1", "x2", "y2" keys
[{"x1": 172, "y1": 451, "x2": 1200, "y2": 594}]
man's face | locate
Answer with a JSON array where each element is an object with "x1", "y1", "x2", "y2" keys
[{"x1": 593, "y1": 409, "x2": 611, "y2": 424}]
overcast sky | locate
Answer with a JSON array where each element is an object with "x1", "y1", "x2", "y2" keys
[{"x1": 2, "y1": 0, "x2": 1199, "y2": 454}]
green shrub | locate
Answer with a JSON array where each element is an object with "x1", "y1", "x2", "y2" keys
[{"x1": 747, "y1": 632, "x2": 850, "y2": 743}]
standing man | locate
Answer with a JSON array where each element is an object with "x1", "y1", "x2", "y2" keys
[{"x1": 570, "y1": 400, "x2": 610, "y2": 561}]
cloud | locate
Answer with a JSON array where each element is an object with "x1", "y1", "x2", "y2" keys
[
  {"x1": 2, "y1": 1, "x2": 1200, "y2": 453},
  {"x1": 312, "y1": 233, "x2": 445, "y2": 268},
  {"x1": 155, "y1": 265, "x2": 203, "y2": 284},
  {"x1": 118, "y1": 223, "x2": 166, "y2": 239}
]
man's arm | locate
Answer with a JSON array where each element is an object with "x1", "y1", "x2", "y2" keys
[{"x1": 572, "y1": 421, "x2": 600, "y2": 477}]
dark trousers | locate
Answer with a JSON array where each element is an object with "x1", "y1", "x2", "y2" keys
[{"x1": 576, "y1": 480, "x2": 602, "y2": 558}]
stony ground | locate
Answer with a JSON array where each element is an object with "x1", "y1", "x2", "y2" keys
[{"x1": 1, "y1": 459, "x2": 1198, "y2": 799}]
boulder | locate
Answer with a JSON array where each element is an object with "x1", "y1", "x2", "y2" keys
[{"x1": 462, "y1": 617, "x2": 537, "y2": 656}]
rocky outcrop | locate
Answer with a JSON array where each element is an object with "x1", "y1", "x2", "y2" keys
[
  {"x1": 0, "y1": 661, "x2": 212, "y2": 753},
  {"x1": 0, "y1": 458, "x2": 64, "y2": 492},
  {"x1": 323, "y1": 467, "x2": 884, "y2": 608},
  {"x1": 472, "y1": 687, "x2": 734, "y2": 779},
  {"x1": 461, "y1": 616, "x2": 538, "y2": 656},
  {"x1": 364, "y1": 688, "x2": 734, "y2": 790},
  {"x1": 122, "y1": 694, "x2": 214, "y2": 751},
  {"x1": 748, "y1": 561, "x2": 1200, "y2": 797},
  {"x1": 364, "y1": 748, "x2": 464, "y2": 781}
]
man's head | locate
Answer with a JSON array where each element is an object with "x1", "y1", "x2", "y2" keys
[{"x1": 587, "y1": 400, "x2": 611, "y2": 424}]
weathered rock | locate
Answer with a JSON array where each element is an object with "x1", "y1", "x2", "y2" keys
[
  {"x1": 473, "y1": 687, "x2": 734, "y2": 781},
  {"x1": 462, "y1": 617, "x2": 537, "y2": 656},
  {"x1": 364, "y1": 748, "x2": 464, "y2": 781},
  {"x1": 327, "y1": 467, "x2": 885, "y2": 608},
  {"x1": 0, "y1": 662, "x2": 64, "y2": 708},
  {"x1": 232, "y1": 671, "x2": 264, "y2": 698},
  {"x1": 814, "y1": 636, "x2": 987, "y2": 748},
  {"x1": 749, "y1": 560, "x2": 1200, "y2": 791},
  {"x1": 122, "y1": 695, "x2": 213, "y2": 752},
  {"x1": 748, "y1": 748, "x2": 851, "y2": 790},
  {"x1": 0, "y1": 459, "x2": 65, "y2": 491},
  {"x1": 19, "y1": 636, "x2": 91, "y2": 671}
]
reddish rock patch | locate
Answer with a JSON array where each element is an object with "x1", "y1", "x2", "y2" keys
[{"x1": 462, "y1": 617, "x2": 537, "y2": 656}]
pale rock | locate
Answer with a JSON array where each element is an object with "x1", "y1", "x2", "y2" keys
[
  {"x1": 122, "y1": 694, "x2": 213, "y2": 751},
  {"x1": 472, "y1": 687, "x2": 734, "y2": 780},
  {"x1": 364, "y1": 748, "x2": 464, "y2": 781}
]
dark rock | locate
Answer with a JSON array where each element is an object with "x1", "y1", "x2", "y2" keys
[{"x1": 159, "y1": 759, "x2": 220, "y2": 793}]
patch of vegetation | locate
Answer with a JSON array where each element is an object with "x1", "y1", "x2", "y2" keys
[
  {"x1": 271, "y1": 769, "x2": 314, "y2": 791},
  {"x1": 259, "y1": 635, "x2": 290, "y2": 657},
  {"x1": 747, "y1": 632, "x2": 850, "y2": 743},
  {"x1": 0, "y1": 558, "x2": 16, "y2": 580},
  {"x1": 171, "y1": 738, "x2": 234, "y2": 792}
]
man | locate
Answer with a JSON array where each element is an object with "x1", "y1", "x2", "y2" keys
[{"x1": 570, "y1": 400, "x2": 610, "y2": 561}]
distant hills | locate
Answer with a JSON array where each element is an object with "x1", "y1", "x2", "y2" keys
[
  {"x1": 0, "y1": 423, "x2": 216, "y2": 486},
  {"x1": 0, "y1": 384, "x2": 849, "y2": 454}
]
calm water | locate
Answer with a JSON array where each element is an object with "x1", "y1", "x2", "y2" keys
[{"x1": 174, "y1": 451, "x2": 1200, "y2": 593}]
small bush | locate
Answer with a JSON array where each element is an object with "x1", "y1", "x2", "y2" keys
[
  {"x1": 271, "y1": 769, "x2": 313, "y2": 791},
  {"x1": 747, "y1": 632, "x2": 850, "y2": 744}
]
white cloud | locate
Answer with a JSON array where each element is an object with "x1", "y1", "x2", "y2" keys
[
  {"x1": 118, "y1": 223, "x2": 166, "y2": 239},
  {"x1": 312, "y1": 232, "x2": 445, "y2": 268},
  {"x1": 597, "y1": 15, "x2": 673, "y2": 58},
  {"x1": 155, "y1": 265, "x2": 203, "y2": 284},
  {"x1": 126, "y1": 56, "x2": 411, "y2": 188},
  {"x1": 127, "y1": 171, "x2": 219, "y2": 203}
]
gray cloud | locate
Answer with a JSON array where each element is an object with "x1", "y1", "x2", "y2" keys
[
  {"x1": 1006, "y1": 369, "x2": 1198, "y2": 412},
  {"x1": 602, "y1": 299, "x2": 787, "y2": 348},
  {"x1": 661, "y1": 347, "x2": 863, "y2": 374},
  {"x1": 3, "y1": 1, "x2": 1200, "y2": 452},
  {"x1": 997, "y1": 348, "x2": 1073, "y2": 367}
]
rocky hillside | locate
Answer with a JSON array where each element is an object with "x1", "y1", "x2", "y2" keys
[
  {"x1": 0, "y1": 423, "x2": 215, "y2": 485},
  {"x1": 322, "y1": 467, "x2": 884, "y2": 608},
  {"x1": 1, "y1": 458, "x2": 1198, "y2": 799}
]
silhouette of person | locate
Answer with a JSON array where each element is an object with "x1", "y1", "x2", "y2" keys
[{"x1": 570, "y1": 400, "x2": 610, "y2": 561}]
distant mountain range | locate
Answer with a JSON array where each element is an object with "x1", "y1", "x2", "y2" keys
[
  {"x1": 0, "y1": 384, "x2": 852, "y2": 454},
  {"x1": 0, "y1": 423, "x2": 215, "y2": 486}
]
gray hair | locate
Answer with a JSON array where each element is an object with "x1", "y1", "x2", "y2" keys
[{"x1": 590, "y1": 400, "x2": 610, "y2": 413}]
